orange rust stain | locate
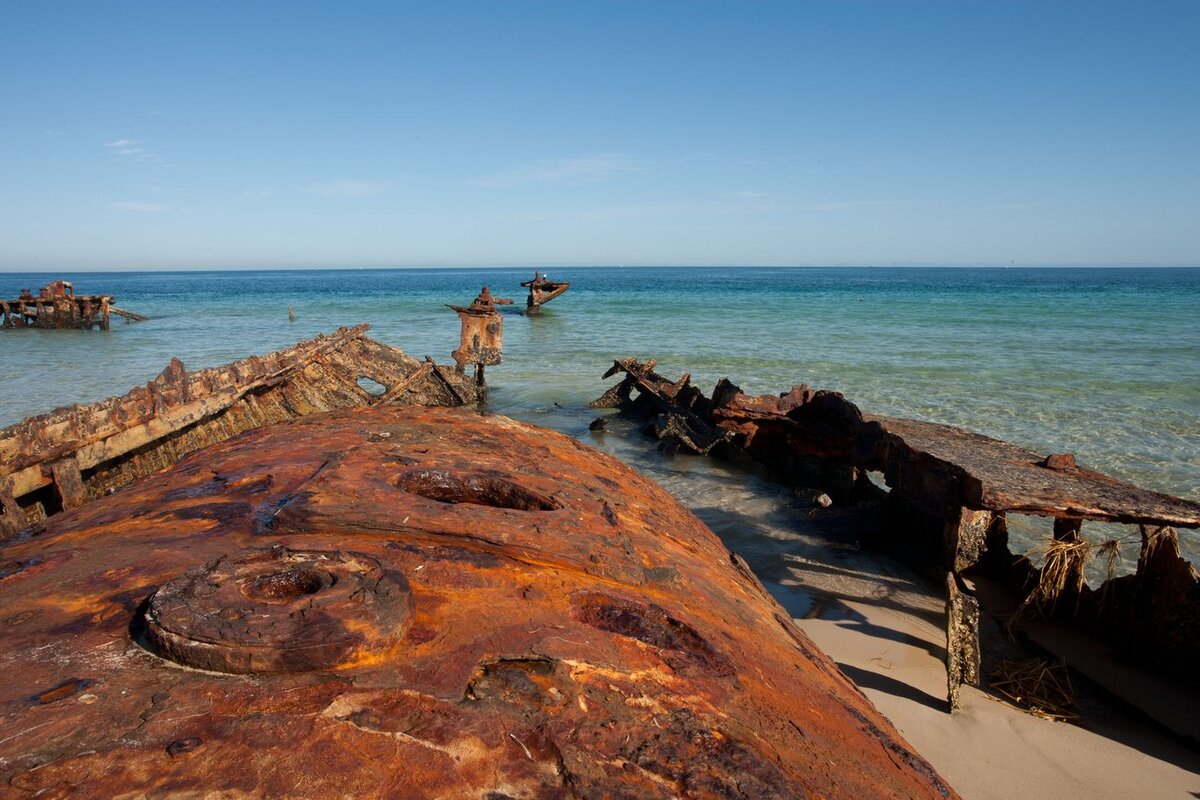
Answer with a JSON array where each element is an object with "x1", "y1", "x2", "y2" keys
[{"x1": 0, "y1": 406, "x2": 957, "y2": 799}]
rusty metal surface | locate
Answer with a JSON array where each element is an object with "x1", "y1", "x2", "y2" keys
[
  {"x1": 594, "y1": 357, "x2": 1200, "y2": 686},
  {"x1": 0, "y1": 282, "x2": 143, "y2": 330},
  {"x1": 595, "y1": 358, "x2": 1200, "y2": 529},
  {"x1": 0, "y1": 406, "x2": 955, "y2": 798},
  {"x1": 864, "y1": 415, "x2": 1200, "y2": 527},
  {"x1": 449, "y1": 287, "x2": 506, "y2": 369},
  {"x1": 0, "y1": 326, "x2": 476, "y2": 538},
  {"x1": 520, "y1": 271, "x2": 570, "y2": 313}
]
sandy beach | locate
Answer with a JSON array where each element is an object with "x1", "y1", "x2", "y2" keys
[{"x1": 743, "y1": 504, "x2": 1200, "y2": 799}]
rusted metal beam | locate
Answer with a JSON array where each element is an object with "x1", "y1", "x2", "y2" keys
[{"x1": 945, "y1": 572, "x2": 981, "y2": 712}]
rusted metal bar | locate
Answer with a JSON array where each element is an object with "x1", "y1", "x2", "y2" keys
[
  {"x1": 946, "y1": 572, "x2": 981, "y2": 711},
  {"x1": 108, "y1": 306, "x2": 147, "y2": 321},
  {"x1": 0, "y1": 404, "x2": 957, "y2": 798}
]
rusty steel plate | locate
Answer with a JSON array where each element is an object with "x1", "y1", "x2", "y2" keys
[{"x1": 0, "y1": 405, "x2": 956, "y2": 798}]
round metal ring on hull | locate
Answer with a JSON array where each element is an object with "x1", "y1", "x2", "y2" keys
[{"x1": 144, "y1": 546, "x2": 411, "y2": 674}]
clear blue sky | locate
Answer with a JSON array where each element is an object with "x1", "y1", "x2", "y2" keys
[{"x1": 1, "y1": 1, "x2": 1197, "y2": 269}]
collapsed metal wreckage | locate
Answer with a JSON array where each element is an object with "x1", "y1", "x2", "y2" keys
[
  {"x1": 591, "y1": 358, "x2": 1200, "y2": 709},
  {"x1": 0, "y1": 329, "x2": 956, "y2": 798},
  {"x1": 0, "y1": 325, "x2": 477, "y2": 537},
  {"x1": 520, "y1": 271, "x2": 570, "y2": 314},
  {"x1": 1, "y1": 280, "x2": 146, "y2": 330}
]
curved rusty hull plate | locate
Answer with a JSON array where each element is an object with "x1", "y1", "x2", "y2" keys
[{"x1": 0, "y1": 406, "x2": 955, "y2": 798}]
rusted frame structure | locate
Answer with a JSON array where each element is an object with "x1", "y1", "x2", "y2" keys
[
  {"x1": 593, "y1": 358, "x2": 1200, "y2": 700},
  {"x1": 520, "y1": 271, "x2": 569, "y2": 314},
  {"x1": 0, "y1": 294, "x2": 118, "y2": 330},
  {"x1": 0, "y1": 324, "x2": 475, "y2": 538},
  {"x1": 1, "y1": 280, "x2": 147, "y2": 330}
]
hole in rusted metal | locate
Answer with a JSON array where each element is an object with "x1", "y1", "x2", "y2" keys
[
  {"x1": 0, "y1": 556, "x2": 41, "y2": 580},
  {"x1": 242, "y1": 568, "x2": 329, "y2": 601},
  {"x1": 166, "y1": 737, "x2": 203, "y2": 757},
  {"x1": 356, "y1": 376, "x2": 387, "y2": 396},
  {"x1": 32, "y1": 678, "x2": 91, "y2": 704},
  {"x1": 573, "y1": 592, "x2": 734, "y2": 676},
  {"x1": 395, "y1": 469, "x2": 560, "y2": 511}
]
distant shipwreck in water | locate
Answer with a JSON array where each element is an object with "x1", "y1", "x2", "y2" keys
[
  {"x1": 1, "y1": 280, "x2": 146, "y2": 330},
  {"x1": 520, "y1": 271, "x2": 569, "y2": 314}
]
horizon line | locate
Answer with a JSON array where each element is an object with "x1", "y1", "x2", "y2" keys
[{"x1": 2, "y1": 262, "x2": 1198, "y2": 274}]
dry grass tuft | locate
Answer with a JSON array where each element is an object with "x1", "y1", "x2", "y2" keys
[
  {"x1": 1095, "y1": 538, "x2": 1123, "y2": 584},
  {"x1": 1010, "y1": 538, "x2": 1091, "y2": 626},
  {"x1": 987, "y1": 658, "x2": 1077, "y2": 721}
]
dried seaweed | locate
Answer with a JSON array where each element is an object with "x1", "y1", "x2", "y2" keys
[
  {"x1": 1010, "y1": 538, "x2": 1092, "y2": 624},
  {"x1": 987, "y1": 658, "x2": 1077, "y2": 721}
]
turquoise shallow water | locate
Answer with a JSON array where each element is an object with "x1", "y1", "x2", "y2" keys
[{"x1": 2, "y1": 267, "x2": 1197, "y2": 564}]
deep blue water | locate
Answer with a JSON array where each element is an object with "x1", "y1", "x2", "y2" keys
[{"x1": 2, "y1": 266, "x2": 1197, "y2": 562}]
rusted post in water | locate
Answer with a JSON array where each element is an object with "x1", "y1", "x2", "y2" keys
[{"x1": 448, "y1": 286, "x2": 509, "y2": 398}]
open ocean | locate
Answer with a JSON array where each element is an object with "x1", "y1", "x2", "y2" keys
[{"x1": 2, "y1": 267, "x2": 1197, "y2": 569}]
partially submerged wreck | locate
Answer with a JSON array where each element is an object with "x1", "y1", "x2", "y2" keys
[
  {"x1": 0, "y1": 325, "x2": 476, "y2": 538},
  {"x1": 448, "y1": 286, "x2": 511, "y2": 394},
  {"x1": 1, "y1": 280, "x2": 146, "y2": 330},
  {"x1": 0, "y1": 400, "x2": 956, "y2": 796},
  {"x1": 592, "y1": 358, "x2": 1200, "y2": 703},
  {"x1": 521, "y1": 271, "x2": 569, "y2": 314}
]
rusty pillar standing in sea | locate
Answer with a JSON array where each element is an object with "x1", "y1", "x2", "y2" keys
[{"x1": 448, "y1": 286, "x2": 512, "y2": 399}]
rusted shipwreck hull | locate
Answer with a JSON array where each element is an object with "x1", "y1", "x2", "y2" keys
[
  {"x1": 1, "y1": 281, "x2": 145, "y2": 330},
  {"x1": 0, "y1": 405, "x2": 956, "y2": 798},
  {"x1": 0, "y1": 325, "x2": 476, "y2": 538},
  {"x1": 592, "y1": 358, "x2": 1200, "y2": 689},
  {"x1": 521, "y1": 271, "x2": 569, "y2": 313}
]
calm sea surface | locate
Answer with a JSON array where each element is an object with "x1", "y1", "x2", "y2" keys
[{"x1": 2, "y1": 267, "x2": 1197, "y2": 567}]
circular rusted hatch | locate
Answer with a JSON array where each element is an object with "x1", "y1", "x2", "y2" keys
[{"x1": 143, "y1": 546, "x2": 410, "y2": 674}]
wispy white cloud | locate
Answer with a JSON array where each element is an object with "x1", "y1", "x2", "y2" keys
[
  {"x1": 473, "y1": 153, "x2": 645, "y2": 188},
  {"x1": 109, "y1": 200, "x2": 173, "y2": 213},
  {"x1": 300, "y1": 179, "x2": 389, "y2": 198},
  {"x1": 736, "y1": 190, "x2": 767, "y2": 199},
  {"x1": 104, "y1": 138, "x2": 168, "y2": 164}
]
